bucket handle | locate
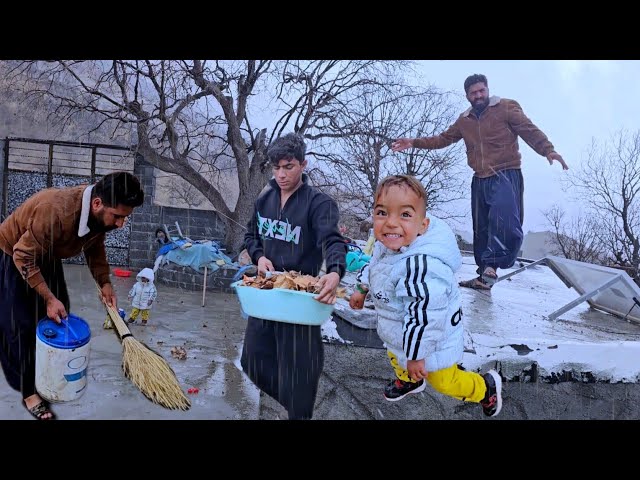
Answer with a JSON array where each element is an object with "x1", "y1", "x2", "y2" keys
[{"x1": 60, "y1": 317, "x2": 78, "y2": 339}]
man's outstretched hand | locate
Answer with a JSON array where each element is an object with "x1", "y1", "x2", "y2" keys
[
  {"x1": 391, "y1": 138, "x2": 413, "y2": 152},
  {"x1": 547, "y1": 151, "x2": 569, "y2": 170}
]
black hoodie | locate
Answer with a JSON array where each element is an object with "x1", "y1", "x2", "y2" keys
[{"x1": 244, "y1": 175, "x2": 346, "y2": 279}]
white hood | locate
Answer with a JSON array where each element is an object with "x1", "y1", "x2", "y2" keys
[{"x1": 136, "y1": 267, "x2": 155, "y2": 283}]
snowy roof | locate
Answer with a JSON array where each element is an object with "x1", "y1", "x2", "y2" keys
[{"x1": 328, "y1": 256, "x2": 640, "y2": 383}]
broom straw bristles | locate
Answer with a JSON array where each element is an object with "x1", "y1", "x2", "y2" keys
[{"x1": 99, "y1": 284, "x2": 191, "y2": 411}]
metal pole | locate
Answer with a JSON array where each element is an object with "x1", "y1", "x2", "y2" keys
[
  {"x1": 202, "y1": 266, "x2": 207, "y2": 307},
  {"x1": 91, "y1": 146, "x2": 97, "y2": 183},
  {"x1": 2, "y1": 138, "x2": 9, "y2": 218},
  {"x1": 546, "y1": 275, "x2": 622, "y2": 321},
  {"x1": 47, "y1": 143, "x2": 53, "y2": 187},
  {"x1": 494, "y1": 257, "x2": 547, "y2": 284}
]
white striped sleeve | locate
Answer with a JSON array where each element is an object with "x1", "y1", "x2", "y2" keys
[
  {"x1": 401, "y1": 254, "x2": 430, "y2": 361},
  {"x1": 356, "y1": 262, "x2": 370, "y2": 287}
]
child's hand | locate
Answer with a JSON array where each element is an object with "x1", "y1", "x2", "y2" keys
[
  {"x1": 349, "y1": 291, "x2": 367, "y2": 310},
  {"x1": 407, "y1": 359, "x2": 428, "y2": 382}
]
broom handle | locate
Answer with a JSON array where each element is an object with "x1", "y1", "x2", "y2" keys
[{"x1": 95, "y1": 283, "x2": 132, "y2": 340}]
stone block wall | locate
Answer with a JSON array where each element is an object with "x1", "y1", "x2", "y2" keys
[{"x1": 127, "y1": 157, "x2": 226, "y2": 271}]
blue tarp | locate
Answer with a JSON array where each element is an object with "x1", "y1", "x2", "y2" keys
[{"x1": 160, "y1": 240, "x2": 236, "y2": 273}]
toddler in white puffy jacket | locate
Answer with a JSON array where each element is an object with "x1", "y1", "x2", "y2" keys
[
  {"x1": 349, "y1": 175, "x2": 503, "y2": 417},
  {"x1": 126, "y1": 267, "x2": 158, "y2": 326}
]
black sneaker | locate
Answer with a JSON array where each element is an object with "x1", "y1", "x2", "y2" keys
[
  {"x1": 383, "y1": 378, "x2": 426, "y2": 402},
  {"x1": 480, "y1": 370, "x2": 503, "y2": 417}
]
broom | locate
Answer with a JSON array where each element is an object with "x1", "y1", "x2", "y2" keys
[{"x1": 96, "y1": 284, "x2": 191, "y2": 410}]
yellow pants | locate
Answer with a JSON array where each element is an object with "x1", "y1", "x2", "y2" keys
[
  {"x1": 387, "y1": 351, "x2": 486, "y2": 403},
  {"x1": 129, "y1": 308, "x2": 150, "y2": 323}
]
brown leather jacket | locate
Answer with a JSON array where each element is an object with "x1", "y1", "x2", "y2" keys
[
  {"x1": 0, "y1": 185, "x2": 111, "y2": 289},
  {"x1": 413, "y1": 96, "x2": 555, "y2": 178}
]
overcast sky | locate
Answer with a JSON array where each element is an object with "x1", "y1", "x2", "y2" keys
[{"x1": 411, "y1": 60, "x2": 639, "y2": 236}]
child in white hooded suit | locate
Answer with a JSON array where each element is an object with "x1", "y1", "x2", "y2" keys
[{"x1": 127, "y1": 267, "x2": 158, "y2": 325}]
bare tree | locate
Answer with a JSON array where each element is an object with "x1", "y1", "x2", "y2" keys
[
  {"x1": 563, "y1": 130, "x2": 640, "y2": 280},
  {"x1": 4, "y1": 60, "x2": 405, "y2": 253},
  {"x1": 307, "y1": 83, "x2": 465, "y2": 226},
  {"x1": 542, "y1": 204, "x2": 605, "y2": 263},
  {"x1": 166, "y1": 176, "x2": 204, "y2": 209}
]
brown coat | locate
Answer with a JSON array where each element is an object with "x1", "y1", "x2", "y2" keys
[
  {"x1": 413, "y1": 96, "x2": 555, "y2": 178},
  {"x1": 0, "y1": 185, "x2": 111, "y2": 289}
]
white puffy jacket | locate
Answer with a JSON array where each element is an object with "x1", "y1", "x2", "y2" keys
[
  {"x1": 128, "y1": 267, "x2": 158, "y2": 310},
  {"x1": 357, "y1": 215, "x2": 463, "y2": 372}
]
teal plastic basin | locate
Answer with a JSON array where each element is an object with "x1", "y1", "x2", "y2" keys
[{"x1": 232, "y1": 280, "x2": 334, "y2": 325}]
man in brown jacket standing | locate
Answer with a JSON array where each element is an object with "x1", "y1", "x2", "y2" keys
[
  {"x1": 392, "y1": 74, "x2": 569, "y2": 290},
  {"x1": 0, "y1": 171, "x2": 144, "y2": 419}
]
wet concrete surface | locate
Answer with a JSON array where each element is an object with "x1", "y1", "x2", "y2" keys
[
  {"x1": 0, "y1": 264, "x2": 259, "y2": 420},
  {"x1": 263, "y1": 259, "x2": 640, "y2": 420},
  {"x1": 2, "y1": 262, "x2": 640, "y2": 420},
  {"x1": 261, "y1": 342, "x2": 640, "y2": 420}
]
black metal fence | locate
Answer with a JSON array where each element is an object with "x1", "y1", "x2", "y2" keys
[{"x1": 1, "y1": 137, "x2": 136, "y2": 265}]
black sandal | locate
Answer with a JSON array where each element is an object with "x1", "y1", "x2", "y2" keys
[
  {"x1": 24, "y1": 400, "x2": 57, "y2": 420},
  {"x1": 481, "y1": 267, "x2": 498, "y2": 286},
  {"x1": 459, "y1": 277, "x2": 492, "y2": 290}
]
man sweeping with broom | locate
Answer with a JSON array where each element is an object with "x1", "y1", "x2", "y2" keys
[{"x1": 0, "y1": 171, "x2": 144, "y2": 420}]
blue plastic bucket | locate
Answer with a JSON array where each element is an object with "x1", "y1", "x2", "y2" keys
[
  {"x1": 232, "y1": 280, "x2": 334, "y2": 325},
  {"x1": 35, "y1": 314, "x2": 91, "y2": 402}
]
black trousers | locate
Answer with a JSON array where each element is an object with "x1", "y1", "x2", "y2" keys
[
  {"x1": 471, "y1": 168, "x2": 525, "y2": 275},
  {"x1": 0, "y1": 250, "x2": 70, "y2": 398},
  {"x1": 240, "y1": 316, "x2": 324, "y2": 420}
]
